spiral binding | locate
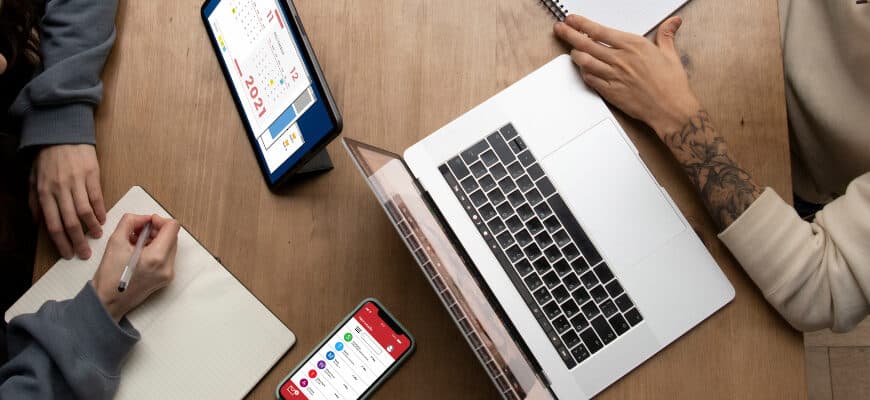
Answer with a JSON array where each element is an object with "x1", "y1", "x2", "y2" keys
[{"x1": 540, "y1": 0, "x2": 568, "y2": 21}]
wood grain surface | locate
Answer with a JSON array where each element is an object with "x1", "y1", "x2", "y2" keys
[{"x1": 32, "y1": 0, "x2": 805, "y2": 398}]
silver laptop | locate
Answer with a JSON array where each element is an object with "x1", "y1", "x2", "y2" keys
[{"x1": 344, "y1": 55, "x2": 733, "y2": 399}]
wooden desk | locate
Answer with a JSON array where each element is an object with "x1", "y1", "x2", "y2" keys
[{"x1": 33, "y1": 0, "x2": 804, "y2": 398}]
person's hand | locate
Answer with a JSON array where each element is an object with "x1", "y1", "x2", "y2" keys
[
  {"x1": 30, "y1": 144, "x2": 107, "y2": 260},
  {"x1": 91, "y1": 214, "x2": 181, "y2": 322},
  {"x1": 554, "y1": 14, "x2": 702, "y2": 135}
]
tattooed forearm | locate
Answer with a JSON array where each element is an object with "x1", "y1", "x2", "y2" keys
[{"x1": 661, "y1": 110, "x2": 762, "y2": 229}]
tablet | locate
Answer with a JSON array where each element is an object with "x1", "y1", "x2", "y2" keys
[{"x1": 202, "y1": 0, "x2": 342, "y2": 188}]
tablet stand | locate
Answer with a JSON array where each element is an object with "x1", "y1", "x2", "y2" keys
[{"x1": 293, "y1": 149, "x2": 333, "y2": 176}]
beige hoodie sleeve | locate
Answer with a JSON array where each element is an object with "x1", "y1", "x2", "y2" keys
[{"x1": 718, "y1": 172, "x2": 870, "y2": 332}]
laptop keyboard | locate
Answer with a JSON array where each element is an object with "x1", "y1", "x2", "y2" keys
[{"x1": 438, "y1": 123, "x2": 644, "y2": 369}]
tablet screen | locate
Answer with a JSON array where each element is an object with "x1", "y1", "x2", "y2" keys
[{"x1": 204, "y1": 0, "x2": 336, "y2": 182}]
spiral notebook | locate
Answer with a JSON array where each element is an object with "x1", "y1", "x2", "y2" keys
[
  {"x1": 4, "y1": 186, "x2": 295, "y2": 399},
  {"x1": 541, "y1": 0, "x2": 689, "y2": 35}
]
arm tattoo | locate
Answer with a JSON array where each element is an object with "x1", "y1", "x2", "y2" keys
[{"x1": 661, "y1": 110, "x2": 762, "y2": 229}]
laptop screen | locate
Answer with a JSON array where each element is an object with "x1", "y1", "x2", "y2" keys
[{"x1": 343, "y1": 138, "x2": 552, "y2": 399}]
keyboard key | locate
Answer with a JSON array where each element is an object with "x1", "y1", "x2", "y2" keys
[
  {"x1": 542, "y1": 301, "x2": 561, "y2": 319},
  {"x1": 460, "y1": 176, "x2": 478, "y2": 193},
  {"x1": 533, "y1": 258, "x2": 551, "y2": 275},
  {"x1": 580, "y1": 271, "x2": 599, "y2": 288},
  {"x1": 527, "y1": 163, "x2": 544, "y2": 180},
  {"x1": 533, "y1": 287, "x2": 553, "y2": 305},
  {"x1": 479, "y1": 175, "x2": 496, "y2": 192},
  {"x1": 562, "y1": 299, "x2": 580, "y2": 319},
  {"x1": 579, "y1": 329, "x2": 603, "y2": 354},
  {"x1": 525, "y1": 273, "x2": 544, "y2": 292},
  {"x1": 552, "y1": 285, "x2": 570, "y2": 303},
  {"x1": 594, "y1": 263, "x2": 614, "y2": 284},
  {"x1": 553, "y1": 259, "x2": 571, "y2": 277},
  {"x1": 448, "y1": 156, "x2": 470, "y2": 179},
  {"x1": 486, "y1": 188, "x2": 505, "y2": 206},
  {"x1": 590, "y1": 285, "x2": 608, "y2": 304},
  {"x1": 562, "y1": 330, "x2": 581, "y2": 349},
  {"x1": 487, "y1": 218, "x2": 506, "y2": 235},
  {"x1": 570, "y1": 313, "x2": 589, "y2": 331},
  {"x1": 506, "y1": 215, "x2": 523, "y2": 233},
  {"x1": 461, "y1": 139, "x2": 489, "y2": 164},
  {"x1": 515, "y1": 230, "x2": 532, "y2": 247},
  {"x1": 543, "y1": 216, "x2": 560, "y2": 234},
  {"x1": 487, "y1": 132, "x2": 515, "y2": 164},
  {"x1": 581, "y1": 301, "x2": 600, "y2": 320},
  {"x1": 515, "y1": 260, "x2": 534, "y2": 276},
  {"x1": 524, "y1": 243, "x2": 542, "y2": 260},
  {"x1": 500, "y1": 123, "x2": 519, "y2": 140},
  {"x1": 469, "y1": 161, "x2": 487, "y2": 178},
  {"x1": 562, "y1": 243, "x2": 580, "y2": 261},
  {"x1": 509, "y1": 137, "x2": 526, "y2": 153},
  {"x1": 507, "y1": 162, "x2": 524, "y2": 178},
  {"x1": 527, "y1": 218, "x2": 544, "y2": 235},
  {"x1": 479, "y1": 204, "x2": 496, "y2": 220},
  {"x1": 591, "y1": 316, "x2": 617, "y2": 344},
  {"x1": 506, "y1": 245, "x2": 524, "y2": 263},
  {"x1": 534, "y1": 203, "x2": 553, "y2": 220},
  {"x1": 507, "y1": 190, "x2": 525, "y2": 208},
  {"x1": 556, "y1": 345, "x2": 576, "y2": 369},
  {"x1": 547, "y1": 194, "x2": 603, "y2": 265},
  {"x1": 563, "y1": 273, "x2": 581, "y2": 291},
  {"x1": 571, "y1": 344, "x2": 590, "y2": 363},
  {"x1": 572, "y1": 286, "x2": 591, "y2": 305},
  {"x1": 606, "y1": 280, "x2": 624, "y2": 298},
  {"x1": 609, "y1": 313, "x2": 630, "y2": 335},
  {"x1": 516, "y1": 204, "x2": 534, "y2": 221},
  {"x1": 600, "y1": 299, "x2": 618, "y2": 318},
  {"x1": 526, "y1": 188, "x2": 544, "y2": 206},
  {"x1": 518, "y1": 151, "x2": 535, "y2": 167},
  {"x1": 543, "y1": 271, "x2": 560, "y2": 289},
  {"x1": 614, "y1": 294, "x2": 633, "y2": 312},
  {"x1": 571, "y1": 257, "x2": 589, "y2": 274},
  {"x1": 543, "y1": 245, "x2": 561, "y2": 263},
  {"x1": 496, "y1": 230, "x2": 515, "y2": 248},
  {"x1": 553, "y1": 315, "x2": 571, "y2": 334},
  {"x1": 536, "y1": 232, "x2": 554, "y2": 249},
  {"x1": 481, "y1": 150, "x2": 498, "y2": 166},
  {"x1": 553, "y1": 230, "x2": 571, "y2": 247},
  {"x1": 625, "y1": 308, "x2": 643, "y2": 326},
  {"x1": 498, "y1": 177, "x2": 517, "y2": 194},
  {"x1": 495, "y1": 202, "x2": 513, "y2": 220},
  {"x1": 537, "y1": 177, "x2": 556, "y2": 197},
  {"x1": 490, "y1": 163, "x2": 507, "y2": 181},
  {"x1": 516, "y1": 175, "x2": 534, "y2": 192}
]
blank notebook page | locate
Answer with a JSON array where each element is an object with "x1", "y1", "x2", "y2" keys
[
  {"x1": 553, "y1": 0, "x2": 687, "y2": 35},
  {"x1": 5, "y1": 186, "x2": 295, "y2": 400}
]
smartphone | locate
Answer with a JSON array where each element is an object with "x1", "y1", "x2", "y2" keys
[{"x1": 276, "y1": 299, "x2": 415, "y2": 400}]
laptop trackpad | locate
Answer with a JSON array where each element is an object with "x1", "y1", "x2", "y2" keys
[{"x1": 540, "y1": 120, "x2": 685, "y2": 268}]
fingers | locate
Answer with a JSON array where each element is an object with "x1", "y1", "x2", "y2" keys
[
  {"x1": 570, "y1": 50, "x2": 616, "y2": 80},
  {"x1": 28, "y1": 176, "x2": 40, "y2": 224},
  {"x1": 563, "y1": 14, "x2": 636, "y2": 49},
  {"x1": 40, "y1": 192, "x2": 73, "y2": 259},
  {"x1": 145, "y1": 215, "x2": 180, "y2": 255},
  {"x1": 86, "y1": 172, "x2": 106, "y2": 225},
  {"x1": 655, "y1": 16, "x2": 683, "y2": 59},
  {"x1": 57, "y1": 190, "x2": 90, "y2": 259},
  {"x1": 114, "y1": 213, "x2": 153, "y2": 243},
  {"x1": 580, "y1": 71, "x2": 611, "y2": 94},
  {"x1": 73, "y1": 182, "x2": 102, "y2": 239},
  {"x1": 554, "y1": 21, "x2": 617, "y2": 64}
]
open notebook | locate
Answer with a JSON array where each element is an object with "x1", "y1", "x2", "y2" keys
[
  {"x1": 4, "y1": 186, "x2": 295, "y2": 399},
  {"x1": 541, "y1": 0, "x2": 688, "y2": 35}
]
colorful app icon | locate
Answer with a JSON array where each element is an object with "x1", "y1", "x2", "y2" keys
[
  {"x1": 308, "y1": 369, "x2": 317, "y2": 379},
  {"x1": 299, "y1": 379, "x2": 308, "y2": 388},
  {"x1": 317, "y1": 360, "x2": 326, "y2": 369},
  {"x1": 335, "y1": 342, "x2": 344, "y2": 351},
  {"x1": 344, "y1": 333, "x2": 353, "y2": 342},
  {"x1": 326, "y1": 351, "x2": 335, "y2": 360}
]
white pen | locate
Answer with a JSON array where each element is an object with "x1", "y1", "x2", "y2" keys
[{"x1": 118, "y1": 221, "x2": 152, "y2": 292}]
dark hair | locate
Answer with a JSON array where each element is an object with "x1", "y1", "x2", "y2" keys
[{"x1": 0, "y1": 0, "x2": 43, "y2": 69}]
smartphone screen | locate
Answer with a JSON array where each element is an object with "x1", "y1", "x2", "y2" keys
[{"x1": 279, "y1": 301, "x2": 413, "y2": 399}]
